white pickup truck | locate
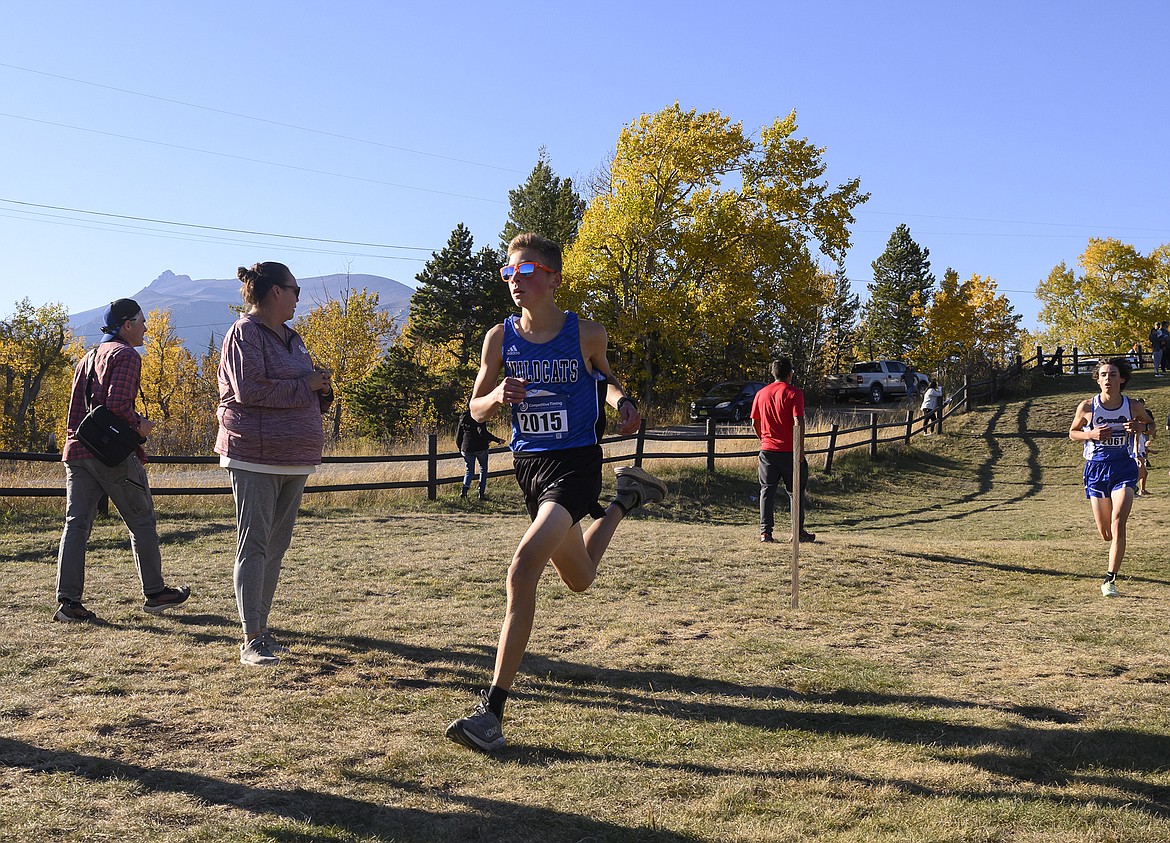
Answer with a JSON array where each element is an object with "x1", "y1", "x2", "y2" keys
[{"x1": 825, "y1": 361, "x2": 929, "y2": 403}]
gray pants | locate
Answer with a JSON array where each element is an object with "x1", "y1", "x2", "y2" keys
[
  {"x1": 758, "y1": 450, "x2": 808, "y2": 535},
  {"x1": 56, "y1": 456, "x2": 165, "y2": 602},
  {"x1": 229, "y1": 468, "x2": 307, "y2": 636}
]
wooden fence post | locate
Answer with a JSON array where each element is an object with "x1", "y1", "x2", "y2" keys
[
  {"x1": 904, "y1": 408, "x2": 914, "y2": 445},
  {"x1": 634, "y1": 419, "x2": 647, "y2": 468},
  {"x1": 869, "y1": 413, "x2": 878, "y2": 459},
  {"x1": 1072, "y1": 347, "x2": 1079, "y2": 375},
  {"x1": 823, "y1": 423, "x2": 839, "y2": 474},
  {"x1": 706, "y1": 418, "x2": 717, "y2": 473},
  {"x1": 1036, "y1": 344, "x2": 1043, "y2": 370},
  {"x1": 791, "y1": 433, "x2": 802, "y2": 610},
  {"x1": 965, "y1": 373, "x2": 974, "y2": 412},
  {"x1": 427, "y1": 434, "x2": 438, "y2": 500}
]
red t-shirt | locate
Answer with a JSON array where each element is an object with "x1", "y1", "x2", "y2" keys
[{"x1": 751, "y1": 380, "x2": 804, "y2": 451}]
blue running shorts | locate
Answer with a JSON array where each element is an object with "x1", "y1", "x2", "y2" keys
[{"x1": 1084, "y1": 458, "x2": 1139, "y2": 499}]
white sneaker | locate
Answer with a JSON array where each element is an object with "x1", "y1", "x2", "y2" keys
[
  {"x1": 240, "y1": 638, "x2": 280, "y2": 667},
  {"x1": 1101, "y1": 580, "x2": 1119, "y2": 597}
]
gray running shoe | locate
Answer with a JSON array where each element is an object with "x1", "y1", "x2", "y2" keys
[
  {"x1": 445, "y1": 691, "x2": 506, "y2": 753},
  {"x1": 612, "y1": 465, "x2": 668, "y2": 513},
  {"x1": 260, "y1": 630, "x2": 290, "y2": 655},
  {"x1": 143, "y1": 585, "x2": 190, "y2": 614},
  {"x1": 1101, "y1": 579, "x2": 1119, "y2": 597},
  {"x1": 240, "y1": 637, "x2": 280, "y2": 667},
  {"x1": 54, "y1": 598, "x2": 97, "y2": 623}
]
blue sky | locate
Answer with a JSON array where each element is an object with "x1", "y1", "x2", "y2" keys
[{"x1": 2, "y1": 1, "x2": 1168, "y2": 331}]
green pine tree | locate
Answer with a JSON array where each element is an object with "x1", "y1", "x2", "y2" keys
[
  {"x1": 343, "y1": 345, "x2": 436, "y2": 442},
  {"x1": 861, "y1": 224, "x2": 934, "y2": 360},
  {"x1": 405, "y1": 223, "x2": 509, "y2": 369},
  {"x1": 500, "y1": 147, "x2": 585, "y2": 249}
]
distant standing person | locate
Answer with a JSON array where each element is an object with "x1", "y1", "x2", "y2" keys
[
  {"x1": 1160, "y1": 322, "x2": 1170, "y2": 373},
  {"x1": 1068, "y1": 357, "x2": 1154, "y2": 597},
  {"x1": 54, "y1": 298, "x2": 191, "y2": 622},
  {"x1": 921, "y1": 379, "x2": 945, "y2": 435},
  {"x1": 455, "y1": 409, "x2": 505, "y2": 500},
  {"x1": 751, "y1": 358, "x2": 814, "y2": 544},
  {"x1": 902, "y1": 367, "x2": 918, "y2": 400},
  {"x1": 216, "y1": 263, "x2": 333, "y2": 666},
  {"x1": 1149, "y1": 322, "x2": 1163, "y2": 377}
]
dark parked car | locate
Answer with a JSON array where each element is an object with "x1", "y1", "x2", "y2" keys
[{"x1": 689, "y1": 381, "x2": 766, "y2": 423}]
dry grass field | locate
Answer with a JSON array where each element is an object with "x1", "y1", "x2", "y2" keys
[{"x1": 4, "y1": 373, "x2": 1170, "y2": 842}]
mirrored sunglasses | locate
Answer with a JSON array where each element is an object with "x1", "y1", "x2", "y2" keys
[{"x1": 499, "y1": 261, "x2": 556, "y2": 282}]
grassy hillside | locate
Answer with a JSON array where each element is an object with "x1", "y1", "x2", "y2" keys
[{"x1": 3, "y1": 370, "x2": 1170, "y2": 842}]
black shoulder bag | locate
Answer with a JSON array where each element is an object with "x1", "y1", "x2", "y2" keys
[{"x1": 75, "y1": 349, "x2": 147, "y2": 467}]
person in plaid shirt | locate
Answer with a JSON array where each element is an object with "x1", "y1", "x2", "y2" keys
[{"x1": 54, "y1": 298, "x2": 191, "y2": 623}]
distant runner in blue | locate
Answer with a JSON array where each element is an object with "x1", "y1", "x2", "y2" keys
[
  {"x1": 1069, "y1": 357, "x2": 1154, "y2": 597},
  {"x1": 445, "y1": 232, "x2": 668, "y2": 753}
]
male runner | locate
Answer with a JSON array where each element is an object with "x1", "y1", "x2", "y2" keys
[{"x1": 445, "y1": 232, "x2": 667, "y2": 752}]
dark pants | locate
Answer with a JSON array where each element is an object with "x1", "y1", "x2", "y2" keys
[
  {"x1": 461, "y1": 450, "x2": 489, "y2": 496},
  {"x1": 758, "y1": 450, "x2": 808, "y2": 535},
  {"x1": 923, "y1": 408, "x2": 939, "y2": 433}
]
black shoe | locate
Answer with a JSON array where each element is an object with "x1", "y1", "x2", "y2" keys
[
  {"x1": 143, "y1": 585, "x2": 191, "y2": 614},
  {"x1": 760, "y1": 532, "x2": 774, "y2": 543},
  {"x1": 54, "y1": 598, "x2": 97, "y2": 623},
  {"x1": 478, "y1": 491, "x2": 487, "y2": 501}
]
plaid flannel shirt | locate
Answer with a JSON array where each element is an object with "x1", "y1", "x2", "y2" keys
[{"x1": 62, "y1": 338, "x2": 146, "y2": 463}]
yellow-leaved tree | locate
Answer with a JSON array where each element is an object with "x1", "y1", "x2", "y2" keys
[
  {"x1": 1036, "y1": 238, "x2": 1155, "y2": 352},
  {"x1": 561, "y1": 104, "x2": 867, "y2": 404},
  {"x1": 294, "y1": 284, "x2": 396, "y2": 442},
  {"x1": 919, "y1": 270, "x2": 1022, "y2": 377},
  {"x1": 139, "y1": 307, "x2": 212, "y2": 454},
  {"x1": 0, "y1": 298, "x2": 81, "y2": 451}
]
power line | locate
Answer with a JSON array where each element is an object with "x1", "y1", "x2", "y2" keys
[
  {"x1": 0, "y1": 112, "x2": 507, "y2": 205},
  {"x1": 0, "y1": 211, "x2": 432, "y2": 262},
  {"x1": 0, "y1": 198, "x2": 436, "y2": 251},
  {"x1": 0, "y1": 61, "x2": 525, "y2": 175}
]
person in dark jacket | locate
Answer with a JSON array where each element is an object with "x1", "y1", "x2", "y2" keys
[{"x1": 455, "y1": 409, "x2": 504, "y2": 500}]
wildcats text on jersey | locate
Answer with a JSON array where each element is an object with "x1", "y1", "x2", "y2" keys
[{"x1": 505, "y1": 358, "x2": 580, "y2": 384}]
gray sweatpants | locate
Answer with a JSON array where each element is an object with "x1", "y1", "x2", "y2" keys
[
  {"x1": 228, "y1": 468, "x2": 308, "y2": 636},
  {"x1": 57, "y1": 456, "x2": 165, "y2": 602}
]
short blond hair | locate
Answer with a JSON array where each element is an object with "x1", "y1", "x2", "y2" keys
[{"x1": 507, "y1": 232, "x2": 562, "y2": 272}]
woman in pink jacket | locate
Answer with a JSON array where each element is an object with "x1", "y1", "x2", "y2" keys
[{"x1": 216, "y1": 262, "x2": 332, "y2": 667}]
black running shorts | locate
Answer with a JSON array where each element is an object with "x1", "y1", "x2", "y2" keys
[{"x1": 512, "y1": 444, "x2": 604, "y2": 524}]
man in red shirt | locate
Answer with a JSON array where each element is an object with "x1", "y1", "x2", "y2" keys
[{"x1": 750, "y1": 358, "x2": 815, "y2": 543}]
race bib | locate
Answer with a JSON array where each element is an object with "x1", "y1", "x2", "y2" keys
[{"x1": 516, "y1": 390, "x2": 570, "y2": 439}]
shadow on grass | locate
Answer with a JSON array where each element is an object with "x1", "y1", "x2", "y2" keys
[
  {"x1": 496, "y1": 743, "x2": 1170, "y2": 819},
  {"x1": 319, "y1": 634, "x2": 1170, "y2": 815},
  {"x1": 0, "y1": 737, "x2": 698, "y2": 843},
  {"x1": 832, "y1": 400, "x2": 1056, "y2": 529},
  {"x1": 901, "y1": 549, "x2": 1170, "y2": 587}
]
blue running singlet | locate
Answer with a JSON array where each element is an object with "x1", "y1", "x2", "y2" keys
[
  {"x1": 502, "y1": 312, "x2": 606, "y2": 452},
  {"x1": 1082, "y1": 394, "x2": 1136, "y2": 461}
]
